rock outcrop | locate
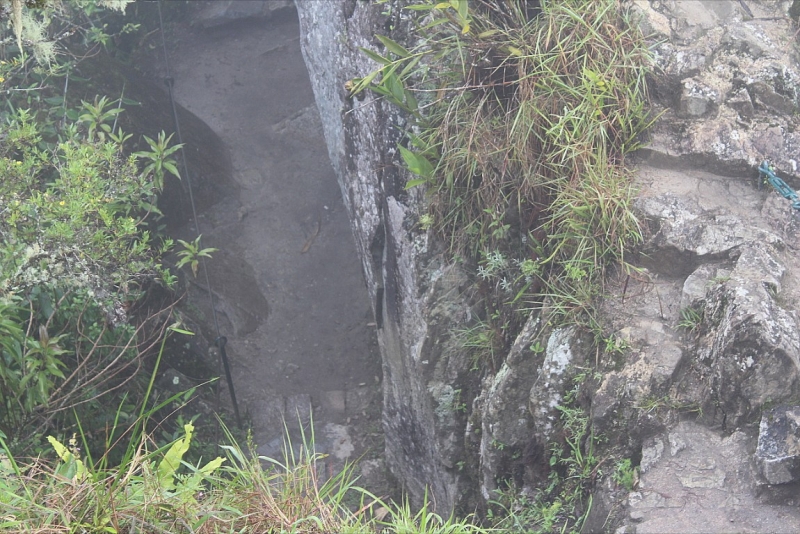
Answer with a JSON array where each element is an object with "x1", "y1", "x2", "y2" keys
[
  {"x1": 634, "y1": 0, "x2": 800, "y2": 176},
  {"x1": 296, "y1": 0, "x2": 800, "y2": 525},
  {"x1": 297, "y1": 2, "x2": 471, "y2": 510}
]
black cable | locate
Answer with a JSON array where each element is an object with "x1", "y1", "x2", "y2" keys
[{"x1": 156, "y1": 0, "x2": 242, "y2": 428}]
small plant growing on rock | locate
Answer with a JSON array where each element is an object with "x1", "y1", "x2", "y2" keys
[
  {"x1": 612, "y1": 458, "x2": 637, "y2": 491},
  {"x1": 133, "y1": 131, "x2": 183, "y2": 190},
  {"x1": 678, "y1": 306, "x2": 703, "y2": 332},
  {"x1": 604, "y1": 334, "x2": 628, "y2": 355},
  {"x1": 176, "y1": 235, "x2": 218, "y2": 278},
  {"x1": 418, "y1": 213, "x2": 434, "y2": 231}
]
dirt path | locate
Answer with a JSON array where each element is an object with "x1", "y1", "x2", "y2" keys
[{"x1": 156, "y1": 3, "x2": 387, "y2": 485}]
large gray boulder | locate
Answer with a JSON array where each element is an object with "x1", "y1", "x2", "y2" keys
[
  {"x1": 696, "y1": 243, "x2": 800, "y2": 427},
  {"x1": 297, "y1": 2, "x2": 475, "y2": 509}
]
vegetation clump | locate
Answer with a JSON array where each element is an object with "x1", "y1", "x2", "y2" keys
[
  {"x1": 0, "y1": 416, "x2": 494, "y2": 533},
  {"x1": 0, "y1": 0, "x2": 193, "y2": 461},
  {"x1": 355, "y1": 0, "x2": 654, "y2": 343}
]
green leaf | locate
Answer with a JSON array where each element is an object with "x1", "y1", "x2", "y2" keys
[
  {"x1": 168, "y1": 326, "x2": 195, "y2": 336},
  {"x1": 158, "y1": 423, "x2": 194, "y2": 490},
  {"x1": 404, "y1": 89, "x2": 419, "y2": 114},
  {"x1": 419, "y1": 17, "x2": 450, "y2": 31},
  {"x1": 404, "y1": 178, "x2": 428, "y2": 190},
  {"x1": 47, "y1": 436, "x2": 86, "y2": 480},
  {"x1": 385, "y1": 73, "x2": 406, "y2": 105},
  {"x1": 454, "y1": 0, "x2": 469, "y2": 22},
  {"x1": 360, "y1": 47, "x2": 392, "y2": 66},
  {"x1": 198, "y1": 456, "x2": 225, "y2": 476},
  {"x1": 399, "y1": 145, "x2": 434, "y2": 179},
  {"x1": 399, "y1": 55, "x2": 422, "y2": 79},
  {"x1": 477, "y1": 29, "x2": 499, "y2": 39},
  {"x1": 353, "y1": 69, "x2": 381, "y2": 94},
  {"x1": 376, "y1": 35, "x2": 411, "y2": 58},
  {"x1": 162, "y1": 143, "x2": 183, "y2": 157},
  {"x1": 162, "y1": 161, "x2": 180, "y2": 179}
]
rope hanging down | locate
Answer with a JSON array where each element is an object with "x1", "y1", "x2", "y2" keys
[
  {"x1": 157, "y1": 0, "x2": 242, "y2": 428},
  {"x1": 759, "y1": 160, "x2": 800, "y2": 211}
]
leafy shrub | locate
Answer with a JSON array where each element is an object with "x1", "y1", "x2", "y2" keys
[
  {"x1": 0, "y1": 0, "x2": 187, "y2": 456},
  {"x1": 0, "y1": 107, "x2": 182, "y2": 455},
  {"x1": 1, "y1": 109, "x2": 165, "y2": 298}
]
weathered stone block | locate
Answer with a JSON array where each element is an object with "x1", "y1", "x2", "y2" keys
[
  {"x1": 755, "y1": 405, "x2": 800, "y2": 485},
  {"x1": 697, "y1": 245, "x2": 800, "y2": 425},
  {"x1": 284, "y1": 393, "x2": 312, "y2": 430},
  {"x1": 726, "y1": 87, "x2": 755, "y2": 119}
]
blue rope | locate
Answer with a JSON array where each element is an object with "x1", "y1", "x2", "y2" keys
[{"x1": 758, "y1": 160, "x2": 800, "y2": 211}]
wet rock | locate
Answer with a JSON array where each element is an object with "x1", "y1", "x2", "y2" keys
[
  {"x1": 593, "y1": 266, "x2": 689, "y2": 449},
  {"x1": 678, "y1": 78, "x2": 719, "y2": 118},
  {"x1": 272, "y1": 105, "x2": 325, "y2": 143},
  {"x1": 726, "y1": 87, "x2": 754, "y2": 119},
  {"x1": 251, "y1": 393, "x2": 291, "y2": 452},
  {"x1": 755, "y1": 405, "x2": 800, "y2": 485},
  {"x1": 629, "y1": 0, "x2": 671, "y2": 39},
  {"x1": 640, "y1": 1, "x2": 800, "y2": 176},
  {"x1": 591, "y1": 324, "x2": 683, "y2": 427},
  {"x1": 191, "y1": 0, "x2": 294, "y2": 28},
  {"x1": 636, "y1": 191, "x2": 782, "y2": 277},
  {"x1": 346, "y1": 384, "x2": 378, "y2": 414},
  {"x1": 297, "y1": 0, "x2": 800, "y2": 516},
  {"x1": 720, "y1": 24, "x2": 766, "y2": 59},
  {"x1": 639, "y1": 437, "x2": 664, "y2": 473},
  {"x1": 284, "y1": 393, "x2": 312, "y2": 430},
  {"x1": 297, "y1": 0, "x2": 477, "y2": 501},
  {"x1": 323, "y1": 422, "x2": 354, "y2": 461},
  {"x1": 623, "y1": 421, "x2": 800, "y2": 533},
  {"x1": 358, "y1": 458, "x2": 393, "y2": 497},
  {"x1": 680, "y1": 264, "x2": 727, "y2": 309},
  {"x1": 320, "y1": 390, "x2": 346, "y2": 416},
  {"x1": 751, "y1": 81, "x2": 797, "y2": 115}
]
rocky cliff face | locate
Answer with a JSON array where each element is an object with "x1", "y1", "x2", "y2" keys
[
  {"x1": 297, "y1": 0, "x2": 800, "y2": 526},
  {"x1": 296, "y1": 1, "x2": 479, "y2": 509}
]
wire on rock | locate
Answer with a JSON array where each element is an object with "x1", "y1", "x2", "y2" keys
[{"x1": 157, "y1": 0, "x2": 242, "y2": 428}]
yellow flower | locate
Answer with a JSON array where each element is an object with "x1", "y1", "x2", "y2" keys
[{"x1": 59, "y1": 201, "x2": 65, "y2": 206}]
